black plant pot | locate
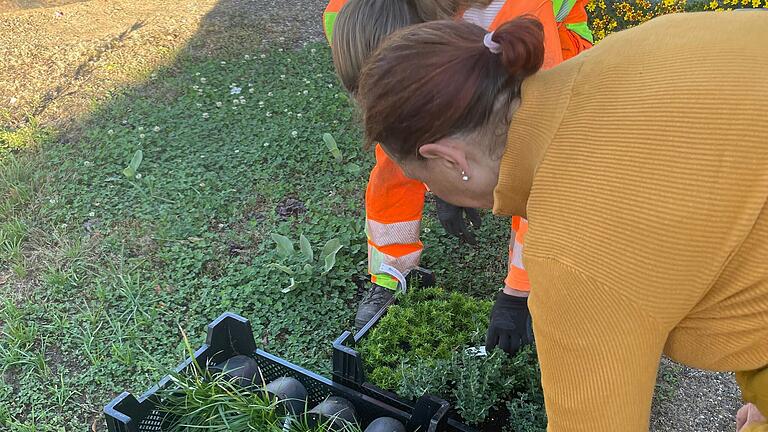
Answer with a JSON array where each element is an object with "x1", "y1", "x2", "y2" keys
[
  {"x1": 265, "y1": 376, "x2": 308, "y2": 415},
  {"x1": 364, "y1": 417, "x2": 406, "y2": 432},
  {"x1": 208, "y1": 354, "x2": 262, "y2": 387},
  {"x1": 307, "y1": 396, "x2": 358, "y2": 431}
]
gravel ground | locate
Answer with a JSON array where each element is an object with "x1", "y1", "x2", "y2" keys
[{"x1": 0, "y1": 1, "x2": 743, "y2": 431}]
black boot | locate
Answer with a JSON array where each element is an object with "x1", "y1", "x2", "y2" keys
[{"x1": 354, "y1": 283, "x2": 395, "y2": 330}]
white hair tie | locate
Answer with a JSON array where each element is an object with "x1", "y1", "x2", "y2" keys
[{"x1": 483, "y1": 32, "x2": 502, "y2": 54}]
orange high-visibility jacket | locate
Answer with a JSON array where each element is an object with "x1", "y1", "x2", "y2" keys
[{"x1": 324, "y1": 0, "x2": 593, "y2": 290}]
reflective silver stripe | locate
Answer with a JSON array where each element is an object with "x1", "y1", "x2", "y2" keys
[
  {"x1": 510, "y1": 240, "x2": 526, "y2": 270},
  {"x1": 368, "y1": 245, "x2": 421, "y2": 275},
  {"x1": 462, "y1": 0, "x2": 505, "y2": 29},
  {"x1": 366, "y1": 218, "x2": 421, "y2": 247},
  {"x1": 556, "y1": 0, "x2": 574, "y2": 22}
]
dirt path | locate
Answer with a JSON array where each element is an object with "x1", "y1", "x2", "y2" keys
[
  {"x1": 0, "y1": 1, "x2": 743, "y2": 431},
  {"x1": 0, "y1": 0, "x2": 325, "y2": 129}
]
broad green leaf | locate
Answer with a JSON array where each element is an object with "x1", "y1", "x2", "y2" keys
[
  {"x1": 270, "y1": 233, "x2": 294, "y2": 257},
  {"x1": 303, "y1": 263, "x2": 314, "y2": 274},
  {"x1": 346, "y1": 163, "x2": 361, "y2": 174},
  {"x1": 321, "y1": 239, "x2": 344, "y2": 274},
  {"x1": 319, "y1": 238, "x2": 341, "y2": 260},
  {"x1": 299, "y1": 234, "x2": 313, "y2": 262},
  {"x1": 268, "y1": 263, "x2": 294, "y2": 275},
  {"x1": 322, "y1": 133, "x2": 343, "y2": 163},
  {"x1": 122, "y1": 149, "x2": 143, "y2": 178}
]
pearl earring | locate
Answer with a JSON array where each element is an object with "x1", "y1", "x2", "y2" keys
[{"x1": 461, "y1": 171, "x2": 469, "y2": 181}]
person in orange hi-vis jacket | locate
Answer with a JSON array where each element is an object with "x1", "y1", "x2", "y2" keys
[{"x1": 324, "y1": 0, "x2": 593, "y2": 349}]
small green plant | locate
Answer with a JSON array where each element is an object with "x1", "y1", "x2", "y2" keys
[
  {"x1": 122, "y1": 149, "x2": 143, "y2": 179},
  {"x1": 358, "y1": 288, "x2": 546, "y2": 427},
  {"x1": 269, "y1": 233, "x2": 344, "y2": 293},
  {"x1": 322, "y1": 133, "x2": 342, "y2": 163}
]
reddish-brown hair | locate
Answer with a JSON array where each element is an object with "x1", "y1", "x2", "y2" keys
[{"x1": 358, "y1": 17, "x2": 545, "y2": 160}]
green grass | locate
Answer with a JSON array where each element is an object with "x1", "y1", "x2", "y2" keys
[{"x1": 0, "y1": 43, "x2": 510, "y2": 430}]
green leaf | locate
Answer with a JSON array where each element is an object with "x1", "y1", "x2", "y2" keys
[
  {"x1": 320, "y1": 238, "x2": 343, "y2": 274},
  {"x1": 322, "y1": 133, "x2": 342, "y2": 163},
  {"x1": 122, "y1": 149, "x2": 143, "y2": 178},
  {"x1": 299, "y1": 234, "x2": 313, "y2": 262},
  {"x1": 303, "y1": 264, "x2": 313, "y2": 274},
  {"x1": 267, "y1": 263, "x2": 294, "y2": 275},
  {"x1": 346, "y1": 163, "x2": 361, "y2": 174},
  {"x1": 270, "y1": 233, "x2": 294, "y2": 257}
]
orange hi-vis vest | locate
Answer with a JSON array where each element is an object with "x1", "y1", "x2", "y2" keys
[
  {"x1": 323, "y1": 0, "x2": 594, "y2": 291},
  {"x1": 323, "y1": 0, "x2": 594, "y2": 65}
]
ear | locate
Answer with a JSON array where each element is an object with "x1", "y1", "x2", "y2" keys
[{"x1": 419, "y1": 140, "x2": 468, "y2": 172}]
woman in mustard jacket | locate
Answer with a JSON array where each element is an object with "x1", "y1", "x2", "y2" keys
[{"x1": 355, "y1": 13, "x2": 768, "y2": 432}]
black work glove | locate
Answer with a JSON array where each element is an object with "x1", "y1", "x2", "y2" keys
[
  {"x1": 434, "y1": 196, "x2": 482, "y2": 245},
  {"x1": 485, "y1": 291, "x2": 534, "y2": 355}
]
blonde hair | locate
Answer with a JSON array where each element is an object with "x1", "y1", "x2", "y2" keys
[{"x1": 332, "y1": 0, "x2": 494, "y2": 94}]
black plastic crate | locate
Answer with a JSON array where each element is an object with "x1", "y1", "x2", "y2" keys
[
  {"x1": 104, "y1": 312, "x2": 450, "y2": 432},
  {"x1": 332, "y1": 271, "x2": 478, "y2": 432}
]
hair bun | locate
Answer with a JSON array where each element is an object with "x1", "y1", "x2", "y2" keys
[{"x1": 492, "y1": 16, "x2": 545, "y2": 78}]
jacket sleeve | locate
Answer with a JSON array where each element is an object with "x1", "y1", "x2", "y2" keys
[{"x1": 524, "y1": 255, "x2": 667, "y2": 432}]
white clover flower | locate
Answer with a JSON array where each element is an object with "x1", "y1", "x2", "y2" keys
[
  {"x1": 89, "y1": 211, "x2": 95, "y2": 217},
  {"x1": 200, "y1": 182, "x2": 206, "y2": 187},
  {"x1": 304, "y1": 79, "x2": 310, "y2": 84},
  {"x1": 138, "y1": 126, "x2": 145, "y2": 131},
  {"x1": 311, "y1": 48, "x2": 316, "y2": 54},
  {"x1": 196, "y1": 72, "x2": 201, "y2": 76},
  {"x1": 280, "y1": 75, "x2": 286, "y2": 79},
  {"x1": 291, "y1": 131, "x2": 298, "y2": 138},
  {"x1": 153, "y1": 126, "x2": 160, "y2": 132},
  {"x1": 221, "y1": 61, "x2": 227, "y2": 65},
  {"x1": 193, "y1": 85, "x2": 199, "y2": 90},
  {"x1": 248, "y1": 83, "x2": 253, "y2": 87},
  {"x1": 303, "y1": 90, "x2": 308, "y2": 95},
  {"x1": 197, "y1": 103, "x2": 203, "y2": 107},
  {"x1": 297, "y1": 113, "x2": 302, "y2": 118},
  {"x1": 232, "y1": 99, "x2": 240, "y2": 104},
  {"x1": 278, "y1": 48, "x2": 283, "y2": 52},
  {"x1": 248, "y1": 88, "x2": 255, "y2": 93},
  {"x1": 107, "y1": 129, "x2": 114, "y2": 135},
  {"x1": 139, "y1": 133, "x2": 145, "y2": 139},
  {"x1": 268, "y1": 92, "x2": 273, "y2": 97},
  {"x1": 266, "y1": 112, "x2": 272, "y2": 117},
  {"x1": 202, "y1": 112, "x2": 209, "y2": 118},
  {"x1": 258, "y1": 101, "x2": 264, "y2": 106},
  {"x1": 260, "y1": 54, "x2": 266, "y2": 58},
  {"x1": 135, "y1": 173, "x2": 142, "y2": 179},
  {"x1": 216, "y1": 102, "x2": 223, "y2": 107},
  {"x1": 232, "y1": 106, "x2": 238, "y2": 110},
  {"x1": 263, "y1": 142, "x2": 270, "y2": 147},
  {"x1": 423, "y1": 228, "x2": 431, "y2": 233},
  {"x1": 234, "y1": 149, "x2": 240, "y2": 153},
  {"x1": 200, "y1": 77, "x2": 207, "y2": 83},
  {"x1": 244, "y1": 54, "x2": 250, "y2": 59},
  {"x1": 49, "y1": 198, "x2": 57, "y2": 204}
]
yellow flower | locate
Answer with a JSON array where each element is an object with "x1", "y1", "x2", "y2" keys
[{"x1": 707, "y1": 0, "x2": 719, "y2": 8}]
